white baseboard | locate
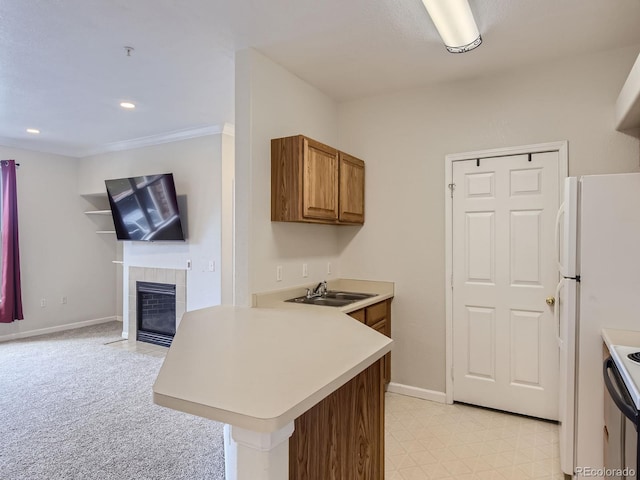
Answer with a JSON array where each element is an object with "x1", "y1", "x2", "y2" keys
[
  {"x1": 0, "y1": 316, "x2": 118, "y2": 343},
  {"x1": 387, "y1": 382, "x2": 447, "y2": 404}
]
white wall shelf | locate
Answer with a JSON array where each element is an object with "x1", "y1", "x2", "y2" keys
[
  {"x1": 80, "y1": 193, "x2": 123, "y2": 324},
  {"x1": 82, "y1": 198, "x2": 115, "y2": 234},
  {"x1": 84, "y1": 209, "x2": 112, "y2": 215}
]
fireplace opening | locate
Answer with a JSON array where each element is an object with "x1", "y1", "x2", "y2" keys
[{"x1": 136, "y1": 281, "x2": 176, "y2": 347}]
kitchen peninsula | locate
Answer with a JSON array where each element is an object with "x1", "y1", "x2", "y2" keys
[{"x1": 153, "y1": 304, "x2": 392, "y2": 480}]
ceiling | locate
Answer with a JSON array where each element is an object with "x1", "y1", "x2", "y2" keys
[{"x1": 2, "y1": 0, "x2": 640, "y2": 158}]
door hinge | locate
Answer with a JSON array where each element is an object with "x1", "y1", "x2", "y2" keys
[
  {"x1": 448, "y1": 183, "x2": 456, "y2": 197},
  {"x1": 451, "y1": 366, "x2": 454, "y2": 381},
  {"x1": 450, "y1": 273, "x2": 454, "y2": 289}
]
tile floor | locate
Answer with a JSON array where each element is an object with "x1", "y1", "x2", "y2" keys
[
  {"x1": 385, "y1": 393, "x2": 566, "y2": 479},
  {"x1": 114, "y1": 340, "x2": 566, "y2": 479}
]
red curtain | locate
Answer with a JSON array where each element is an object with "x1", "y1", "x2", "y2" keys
[{"x1": 0, "y1": 160, "x2": 23, "y2": 323}]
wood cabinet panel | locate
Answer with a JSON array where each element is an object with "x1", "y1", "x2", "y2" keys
[
  {"x1": 365, "y1": 300, "x2": 392, "y2": 386},
  {"x1": 349, "y1": 308, "x2": 365, "y2": 323},
  {"x1": 272, "y1": 135, "x2": 305, "y2": 223},
  {"x1": 271, "y1": 135, "x2": 364, "y2": 225},
  {"x1": 365, "y1": 301, "x2": 387, "y2": 327},
  {"x1": 303, "y1": 138, "x2": 339, "y2": 221},
  {"x1": 346, "y1": 361, "x2": 382, "y2": 479},
  {"x1": 339, "y1": 152, "x2": 365, "y2": 224},
  {"x1": 289, "y1": 359, "x2": 384, "y2": 480},
  {"x1": 370, "y1": 319, "x2": 388, "y2": 334},
  {"x1": 349, "y1": 299, "x2": 393, "y2": 386},
  {"x1": 371, "y1": 319, "x2": 391, "y2": 385},
  {"x1": 339, "y1": 152, "x2": 364, "y2": 224}
]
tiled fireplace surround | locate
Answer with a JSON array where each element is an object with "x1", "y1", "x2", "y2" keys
[{"x1": 128, "y1": 267, "x2": 187, "y2": 342}]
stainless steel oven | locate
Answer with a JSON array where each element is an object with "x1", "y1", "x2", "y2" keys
[{"x1": 604, "y1": 357, "x2": 639, "y2": 480}]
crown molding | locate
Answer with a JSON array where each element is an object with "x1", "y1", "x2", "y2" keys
[
  {"x1": 80, "y1": 123, "x2": 235, "y2": 158},
  {"x1": 0, "y1": 123, "x2": 235, "y2": 159},
  {"x1": 0, "y1": 136, "x2": 83, "y2": 158}
]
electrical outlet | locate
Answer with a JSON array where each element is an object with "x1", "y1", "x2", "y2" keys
[
  {"x1": 40, "y1": 298, "x2": 46, "y2": 308},
  {"x1": 61, "y1": 296, "x2": 67, "y2": 305},
  {"x1": 327, "y1": 262, "x2": 332, "y2": 275},
  {"x1": 186, "y1": 259, "x2": 192, "y2": 270},
  {"x1": 302, "y1": 263, "x2": 308, "y2": 278},
  {"x1": 208, "y1": 260, "x2": 215, "y2": 272},
  {"x1": 276, "y1": 265, "x2": 283, "y2": 282}
]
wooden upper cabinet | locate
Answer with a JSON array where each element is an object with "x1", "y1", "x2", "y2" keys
[
  {"x1": 271, "y1": 135, "x2": 365, "y2": 225},
  {"x1": 303, "y1": 138, "x2": 339, "y2": 221},
  {"x1": 339, "y1": 152, "x2": 365, "y2": 224}
]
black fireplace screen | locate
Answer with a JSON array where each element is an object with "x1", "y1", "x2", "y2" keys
[{"x1": 136, "y1": 281, "x2": 176, "y2": 347}]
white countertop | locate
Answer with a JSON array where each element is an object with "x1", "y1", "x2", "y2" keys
[
  {"x1": 602, "y1": 328, "x2": 640, "y2": 351},
  {"x1": 153, "y1": 305, "x2": 393, "y2": 433}
]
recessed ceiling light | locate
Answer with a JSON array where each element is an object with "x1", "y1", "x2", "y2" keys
[
  {"x1": 26, "y1": 128, "x2": 40, "y2": 134},
  {"x1": 120, "y1": 102, "x2": 136, "y2": 109}
]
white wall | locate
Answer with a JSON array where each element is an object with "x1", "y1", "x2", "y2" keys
[
  {"x1": 221, "y1": 131, "x2": 235, "y2": 305},
  {"x1": 0, "y1": 147, "x2": 116, "y2": 340},
  {"x1": 336, "y1": 45, "x2": 640, "y2": 394},
  {"x1": 77, "y1": 134, "x2": 230, "y2": 334},
  {"x1": 234, "y1": 49, "x2": 343, "y2": 304}
]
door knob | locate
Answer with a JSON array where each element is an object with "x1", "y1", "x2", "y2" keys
[{"x1": 546, "y1": 296, "x2": 555, "y2": 306}]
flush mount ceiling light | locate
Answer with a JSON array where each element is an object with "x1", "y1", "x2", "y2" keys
[
  {"x1": 26, "y1": 128, "x2": 40, "y2": 134},
  {"x1": 421, "y1": 0, "x2": 482, "y2": 53},
  {"x1": 120, "y1": 102, "x2": 136, "y2": 109}
]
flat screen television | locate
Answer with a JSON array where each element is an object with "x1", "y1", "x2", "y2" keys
[{"x1": 105, "y1": 173, "x2": 186, "y2": 241}]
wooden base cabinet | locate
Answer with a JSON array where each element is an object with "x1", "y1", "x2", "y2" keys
[
  {"x1": 289, "y1": 358, "x2": 384, "y2": 480},
  {"x1": 349, "y1": 299, "x2": 392, "y2": 386},
  {"x1": 271, "y1": 135, "x2": 365, "y2": 225}
]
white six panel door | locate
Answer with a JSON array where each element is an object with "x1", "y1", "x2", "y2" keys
[{"x1": 452, "y1": 153, "x2": 559, "y2": 420}]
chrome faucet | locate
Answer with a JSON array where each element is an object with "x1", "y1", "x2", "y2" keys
[{"x1": 306, "y1": 280, "x2": 328, "y2": 298}]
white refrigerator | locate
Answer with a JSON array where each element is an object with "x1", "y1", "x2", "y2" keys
[{"x1": 558, "y1": 173, "x2": 640, "y2": 476}]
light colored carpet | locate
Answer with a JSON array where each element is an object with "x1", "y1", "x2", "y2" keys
[{"x1": 0, "y1": 322, "x2": 225, "y2": 480}]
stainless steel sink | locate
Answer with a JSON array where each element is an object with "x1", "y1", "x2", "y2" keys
[
  {"x1": 324, "y1": 291, "x2": 376, "y2": 301},
  {"x1": 285, "y1": 291, "x2": 377, "y2": 307}
]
